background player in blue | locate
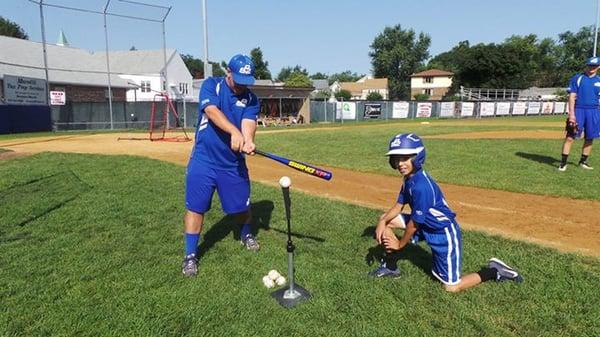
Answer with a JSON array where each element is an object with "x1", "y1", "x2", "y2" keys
[
  {"x1": 369, "y1": 133, "x2": 523, "y2": 292},
  {"x1": 182, "y1": 54, "x2": 260, "y2": 277},
  {"x1": 558, "y1": 56, "x2": 600, "y2": 171}
]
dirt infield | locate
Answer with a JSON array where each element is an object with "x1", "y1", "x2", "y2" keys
[{"x1": 1, "y1": 130, "x2": 598, "y2": 257}]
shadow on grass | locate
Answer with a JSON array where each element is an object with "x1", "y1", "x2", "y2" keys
[
  {"x1": 515, "y1": 151, "x2": 560, "y2": 167},
  {"x1": 362, "y1": 225, "x2": 432, "y2": 276},
  {"x1": 198, "y1": 200, "x2": 274, "y2": 259}
]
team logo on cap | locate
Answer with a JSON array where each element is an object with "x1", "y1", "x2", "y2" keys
[
  {"x1": 239, "y1": 64, "x2": 252, "y2": 74},
  {"x1": 390, "y1": 137, "x2": 402, "y2": 147}
]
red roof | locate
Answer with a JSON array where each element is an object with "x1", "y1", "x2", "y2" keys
[{"x1": 410, "y1": 69, "x2": 454, "y2": 77}]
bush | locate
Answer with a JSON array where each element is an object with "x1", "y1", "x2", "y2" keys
[
  {"x1": 335, "y1": 89, "x2": 352, "y2": 100},
  {"x1": 366, "y1": 92, "x2": 383, "y2": 101},
  {"x1": 413, "y1": 93, "x2": 430, "y2": 101}
]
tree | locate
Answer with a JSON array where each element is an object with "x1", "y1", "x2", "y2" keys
[
  {"x1": 0, "y1": 16, "x2": 28, "y2": 39},
  {"x1": 310, "y1": 72, "x2": 328, "y2": 80},
  {"x1": 328, "y1": 70, "x2": 364, "y2": 85},
  {"x1": 283, "y1": 71, "x2": 312, "y2": 87},
  {"x1": 366, "y1": 92, "x2": 383, "y2": 100},
  {"x1": 276, "y1": 65, "x2": 308, "y2": 82},
  {"x1": 369, "y1": 24, "x2": 431, "y2": 99},
  {"x1": 250, "y1": 47, "x2": 271, "y2": 80},
  {"x1": 180, "y1": 54, "x2": 224, "y2": 78},
  {"x1": 335, "y1": 89, "x2": 352, "y2": 100}
]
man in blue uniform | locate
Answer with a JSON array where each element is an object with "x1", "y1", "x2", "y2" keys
[
  {"x1": 182, "y1": 54, "x2": 260, "y2": 277},
  {"x1": 369, "y1": 133, "x2": 523, "y2": 292},
  {"x1": 558, "y1": 57, "x2": 600, "y2": 171}
]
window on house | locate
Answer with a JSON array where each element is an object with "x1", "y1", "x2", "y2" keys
[
  {"x1": 423, "y1": 89, "x2": 432, "y2": 96},
  {"x1": 140, "y1": 81, "x2": 151, "y2": 93},
  {"x1": 423, "y1": 77, "x2": 433, "y2": 83}
]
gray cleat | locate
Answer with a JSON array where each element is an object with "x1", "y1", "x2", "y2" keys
[
  {"x1": 488, "y1": 257, "x2": 523, "y2": 282},
  {"x1": 182, "y1": 254, "x2": 198, "y2": 277},
  {"x1": 241, "y1": 234, "x2": 260, "y2": 252}
]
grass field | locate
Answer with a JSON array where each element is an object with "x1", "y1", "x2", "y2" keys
[{"x1": 2, "y1": 116, "x2": 600, "y2": 336}]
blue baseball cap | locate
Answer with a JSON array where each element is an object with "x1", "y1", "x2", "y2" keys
[
  {"x1": 228, "y1": 54, "x2": 256, "y2": 85},
  {"x1": 586, "y1": 57, "x2": 600, "y2": 66}
]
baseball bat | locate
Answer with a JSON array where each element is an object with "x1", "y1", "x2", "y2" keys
[{"x1": 254, "y1": 149, "x2": 333, "y2": 181}]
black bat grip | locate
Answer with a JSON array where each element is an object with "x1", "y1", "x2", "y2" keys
[{"x1": 281, "y1": 186, "x2": 293, "y2": 245}]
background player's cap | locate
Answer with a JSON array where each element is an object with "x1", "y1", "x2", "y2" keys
[
  {"x1": 228, "y1": 54, "x2": 256, "y2": 85},
  {"x1": 586, "y1": 57, "x2": 600, "y2": 66}
]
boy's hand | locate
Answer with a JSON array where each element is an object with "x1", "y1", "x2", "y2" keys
[
  {"x1": 382, "y1": 234, "x2": 402, "y2": 252},
  {"x1": 374, "y1": 221, "x2": 387, "y2": 244}
]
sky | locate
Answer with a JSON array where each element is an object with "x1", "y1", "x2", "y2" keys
[{"x1": 1, "y1": 0, "x2": 598, "y2": 76}]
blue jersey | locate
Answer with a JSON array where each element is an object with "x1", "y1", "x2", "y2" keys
[
  {"x1": 568, "y1": 73, "x2": 600, "y2": 109},
  {"x1": 191, "y1": 77, "x2": 260, "y2": 170},
  {"x1": 397, "y1": 170, "x2": 456, "y2": 233}
]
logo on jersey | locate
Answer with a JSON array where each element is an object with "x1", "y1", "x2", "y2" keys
[
  {"x1": 236, "y1": 100, "x2": 247, "y2": 107},
  {"x1": 415, "y1": 210, "x2": 423, "y2": 216},
  {"x1": 201, "y1": 99, "x2": 210, "y2": 105},
  {"x1": 594, "y1": 82, "x2": 600, "y2": 87},
  {"x1": 239, "y1": 65, "x2": 252, "y2": 75}
]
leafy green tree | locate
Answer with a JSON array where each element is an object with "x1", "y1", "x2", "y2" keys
[
  {"x1": 366, "y1": 92, "x2": 383, "y2": 100},
  {"x1": 328, "y1": 70, "x2": 364, "y2": 85},
  {"x1": 335, "y1": 89, "x2": 352, "y2": 100},
  {"x1": 250, "y1": 47, "x2": 271, "y2": 80},
  {"x1": 283, "y1": 71, "x2": 312, "y2": 87},
  {"x1": 310, "y1": 72, "x2": 329, "y2": 80},
  {"x1": 181, "y1": 54, "x2": 224, "y2": 78},
  {"x1": 276, "y1": 65, "x2": 308, "y2": 82},
  {"x1": 554, "y1": 26, "x2": 596, "y2": 85},
  {"x1": 369, "y1": 24, "x2": 431, "y2": 99},
  {"x1": 0, "y1": 16, "x2": 28, "y2": 39}
]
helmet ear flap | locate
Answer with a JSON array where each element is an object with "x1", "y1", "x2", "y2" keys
[{"x1": 389, "y1": 156, "x2": 399, "y2": 170}]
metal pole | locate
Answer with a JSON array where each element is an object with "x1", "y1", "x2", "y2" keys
[
  {"x1": 162, "y1": 18, "x2": 169, "y2": 128},
  {"x1": 38, "y1": 0, "x2": 50, "y2": 106},
  {"x1": 202, "y1": 0, "x2": 211, "y2": 78},
  {"x1": 104, "y1": 0, "x2": 114, "y2": 130},
  {"x1": 595, "y1": 0, "x2": 600, "y2": 56}
]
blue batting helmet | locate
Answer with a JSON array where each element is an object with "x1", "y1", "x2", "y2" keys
[{"x1": 386, "y1": 133, "x2": 426, "y2": 170}]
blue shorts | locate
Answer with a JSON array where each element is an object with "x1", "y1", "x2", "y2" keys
[
  {"x1": 574, "y1": 107, "x2": 600, "y2": 139},
  {"x1": 414, "y1": 222, "x2": 463, "y2": 285},
  {"x1": 185, "y1": 160, "x2": 250, "y2": 215}
]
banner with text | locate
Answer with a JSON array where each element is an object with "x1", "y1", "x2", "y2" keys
[
  {"x1": 480, "y1": 102, "x2": 495, "y2": 116},
  {"x1": 460, "y1": 102, "x2": 474, "y2": 117},
  {"x1": 416, "y1": 102, "x2": 432, "y2": 118},
  {"x1": 541, "y1": 102, "x2": 553, "y2": 114},
  {"x1": 512, "y1": 102, "x2": 527, "y2": 115},
  {"x1": 3, "y1": 75, "x2": 47, "y2": 105},
  {"x1": 554, "y1": 102, "x2": 566, "y2": 114},
  {"x1": 364, "y1": 103, "x2": 382, "y2": 119},
  {"x1": 496, "y1": 102, "x2": 511, "y2": 116},
  {"x1": 527, "y1": 102, "x2": 541, "y2": 115},
  {"x1": 336, "y1": 102, "x2": 356, "y2": 120},
  {"x1": 440, "y1": 102, "x2": 456, "y2": 117},
  {"x1": 392, "y1": 102, "x2": 409, "y2": 118}
]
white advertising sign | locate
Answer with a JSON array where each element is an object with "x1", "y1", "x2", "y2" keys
[
  {"x1": 496, "y1": 102, "x2": 511, "y2": 116},
  {"x1": 554, "y1": 102, "x2": 566, "y2": 114},
  {"x1": 480, "y1": 102, "x2": 495, "y2": 116},
  {"x1": 392, "y1": 101, "x2": 410, "y2": 119},
  {"x1": 512, "y1": 102, "x2": 527, "y2": 115},
  {"x1": 336, "y1": 102, "x2": 356, "y2": 120},
  {"x1": 3, "y1": 75, "x2": 47, "y2": 105},
  {"x1": 541, "y1": 102, "x2": 553, "y2": 114},
  {"x1": 527, "y1": 102, "x2": 541, "y2": 115},
  {"x1": 460, "y1": 102, "x2": 474, "y2": 117},
  {"x1": 50, "y1": 91, "x2": 66, "y2": 105},
  {"x1": 416, "y1": 102, "x2": 432, "y2": 118},
  {"x1": 440, "y1": 102, "x2": 455, "y2": 117}
]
